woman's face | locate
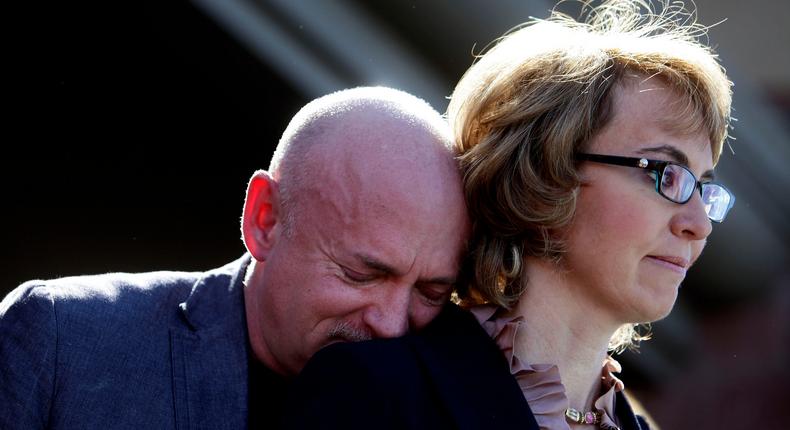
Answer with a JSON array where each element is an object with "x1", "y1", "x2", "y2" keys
[{"x1": 563, "y1": 78, "x2": 714, "y2": 324}]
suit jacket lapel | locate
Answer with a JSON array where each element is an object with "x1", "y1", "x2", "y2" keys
[
  {"x1": 615, "y1": 390, "x2": 649, "y2": 430},
  {"x1": 411, "y1": 304, "x2": 540, "y2": 430},
  {"x1": 170, "y1": 255, "x2": 252, "y2": 430}
]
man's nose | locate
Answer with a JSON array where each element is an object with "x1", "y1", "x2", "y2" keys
[{"x1": 361, "y1": 285, "x2": 411, "y2": 338}]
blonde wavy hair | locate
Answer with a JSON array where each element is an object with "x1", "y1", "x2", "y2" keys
[{"x1": 449, "y1": 0, "x2": 733, "y2": 351}]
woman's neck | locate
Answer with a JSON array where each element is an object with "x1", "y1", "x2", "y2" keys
[{"x1": 509, "y1": 257, "x2": 621, "y2": 412}]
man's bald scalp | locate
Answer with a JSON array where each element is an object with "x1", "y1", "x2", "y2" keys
[
  {"x1": 269, "y1": 86, "x2": 452, "y2": 175},
  {"x1": 266, "y1": 87, "x2": 455, "y2": 235}
]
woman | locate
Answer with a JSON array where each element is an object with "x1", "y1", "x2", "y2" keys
[{"x1": 282, "y1": 1, "x2": 734, "y2": 429}]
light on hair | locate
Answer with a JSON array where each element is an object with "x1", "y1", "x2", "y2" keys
[{"x1": 451, "y1": 0, "x2": 733, "y2": 352}]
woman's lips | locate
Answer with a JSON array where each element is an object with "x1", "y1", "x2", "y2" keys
[{"x1": 646, "y1": 255, "x2": 689, "y2": 274}]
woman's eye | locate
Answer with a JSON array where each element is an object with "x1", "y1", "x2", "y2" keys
[
  {"x1": 661, "y1": 170, "x2": 677, "y2": 188},
  {"x1": 646, "y1": 170, "x2": 659, "y2": 183}
]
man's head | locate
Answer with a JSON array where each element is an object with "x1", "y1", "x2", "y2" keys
[{"x1": 241, "y1": 87, "x2": 470, "y2": 376}]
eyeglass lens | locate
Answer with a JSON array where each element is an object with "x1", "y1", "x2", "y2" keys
[
  {"x1": 702, "y1": 184, "x2": 732, "y2": 222},
  {"x1": 660, "y1": 164, "x2": 696, "y2": 203},
  {"x1": 660, "y1": 164, "x2": 731, "y2": 221}
]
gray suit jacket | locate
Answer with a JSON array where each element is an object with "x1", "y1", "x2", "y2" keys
[{"x1": 0, "y1": 255, "x2": 253, "y2": 430}]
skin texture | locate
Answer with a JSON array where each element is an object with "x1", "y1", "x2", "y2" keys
[
  {"x1": 565, "y1": 77, "x2": 713, "y2": 326},
  {"x1": 512, "y1": 76, "x2": 715, "y2": 412},
  {"x1": 242, "y1": 104, "x2": 470, "y2": 376}
]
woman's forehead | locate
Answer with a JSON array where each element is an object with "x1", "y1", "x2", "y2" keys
[
  {"x1": 590, "y1": 80, "x2": 714, "y2": 172},
  {"x1": 613, "y1": 76, "x2": 713, "y2": 149}
]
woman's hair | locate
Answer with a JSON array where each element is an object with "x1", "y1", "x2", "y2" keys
[{"x1": 449, "y1": 0, "x2": 732, "y2": 350}]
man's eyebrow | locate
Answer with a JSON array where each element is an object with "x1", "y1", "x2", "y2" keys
[
  {"x1": 355, "y1": 253, "x2": 400, "y2": 276},
  {"x1": 637, "y1": 144, "x2": 715, "y2": 180},
  {"x1": 418, "y1": 276, "x2": 457, "y2": 286},
  {"x1": 355, "y1": 253, "x2": 457, "y2": 285}
]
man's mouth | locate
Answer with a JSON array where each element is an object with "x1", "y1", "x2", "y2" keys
[{"x1": 327, "y1": 321, "x2": 373, "y2": 343}]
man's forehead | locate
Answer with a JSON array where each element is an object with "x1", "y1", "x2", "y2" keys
[
  {"x1": 302, "y1": 157, "x2": 426, "y2": 223},
  {"x1": 301, "y1": 123, "x2": 455, "y2": 196},
  {"x1": 288, "y1": 107, "x2": 466, "y2": 261},
  {"x1": 296, "y1": 146, "x2": 463, "y2": 246}
]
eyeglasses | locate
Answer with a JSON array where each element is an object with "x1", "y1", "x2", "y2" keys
[{"x1": 576, "y1": 153, "x2": 735, "y2": 223}]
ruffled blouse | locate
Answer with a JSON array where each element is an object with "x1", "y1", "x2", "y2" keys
[{"x1": 470, "y1": 305, "x2": 624, "y2": 430}]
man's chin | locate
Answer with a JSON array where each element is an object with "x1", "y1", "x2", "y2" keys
[{"x1": 323, "y1": 338, "x2": 347, "y2": 348}]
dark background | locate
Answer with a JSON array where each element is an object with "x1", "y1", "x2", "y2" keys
[
  {"x1": 4, "y1": 1, "x2": 789, "y2": 428},
  {"x1": 5, "y1": 1, "x2": 307, "y2": 281}
]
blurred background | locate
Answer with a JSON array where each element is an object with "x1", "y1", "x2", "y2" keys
[{"x1": 4, "y1": 0, "x2": 788, "y2": 428}]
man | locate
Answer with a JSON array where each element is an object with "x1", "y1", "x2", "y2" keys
[{"x1": 0, "y1": 87, "x2": 470, "y2": 429}]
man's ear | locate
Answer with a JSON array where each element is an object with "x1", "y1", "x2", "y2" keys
[{"x1": 241, "y1": 170, "x2": 281, "y2": 261}]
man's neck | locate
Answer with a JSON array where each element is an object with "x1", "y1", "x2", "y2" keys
[{"x1": 243, "y1": 260, "x2": 290, "y2": 377}]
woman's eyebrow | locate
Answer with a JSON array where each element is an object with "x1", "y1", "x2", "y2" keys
[
  {"x1": 700, "y1": 169, "x2": 715, "y2": 181},
  {"x1": 638, "y1": 144, "x2": 715, "y2": 180},
  {"x1": 637, "y1": 144, "x2": 689, "y2": 165}
]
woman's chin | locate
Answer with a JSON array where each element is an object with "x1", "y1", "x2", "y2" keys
[{"x1": 640, "y1": 295, "x2": 678, "y2": 324}]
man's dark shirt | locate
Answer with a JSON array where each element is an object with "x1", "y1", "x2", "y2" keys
[{"x1": 248, "y1": 353, "x2": 288, "y2": 428}]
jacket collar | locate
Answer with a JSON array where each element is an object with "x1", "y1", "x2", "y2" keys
[
  {"x1": 413, "y1": 304, "x2": 648, "y2": 430},
  {"x1": 177, "y1": 254, "x2": 251, "y2": 330},
  {"x1": 615, "y1": 390, "x2": 650, "y2": 430},
  {"x1": 410, "y1": 304, "x2": 540, "y2": 430},
  {"x1": 170, "y1": 254, "x2": 253, "y2": 430}
]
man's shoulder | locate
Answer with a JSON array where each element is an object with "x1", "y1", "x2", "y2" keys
[
  {"x1": 0, "y1": 258, "x2": 251, "y2": 429},
  {"x1": 4, "y1": 269, "x2": 201, "y2": 316},
  {"x1": 3, "y1": 256, "x2": 251, "y2": 336},
  {"x1": 0, "y1": 271, "x2": 206, "y2": 359}
]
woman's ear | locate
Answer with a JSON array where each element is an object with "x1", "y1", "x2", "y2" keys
[{"x1": 241, "y1": 170, "x2": 281, "y2": 261}]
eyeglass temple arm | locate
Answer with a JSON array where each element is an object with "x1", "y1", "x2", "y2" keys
[{"x1": 576, "y1": 153, "x2": 663, "y2": 170}]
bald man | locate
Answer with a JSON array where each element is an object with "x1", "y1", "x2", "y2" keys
[{"x1": 0, "y1": 87, "x2": 470, "y2": 430}]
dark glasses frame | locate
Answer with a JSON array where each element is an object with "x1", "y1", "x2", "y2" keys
[{"x1": 576, "y1": 153, "x2": 735, "y2": 222}]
